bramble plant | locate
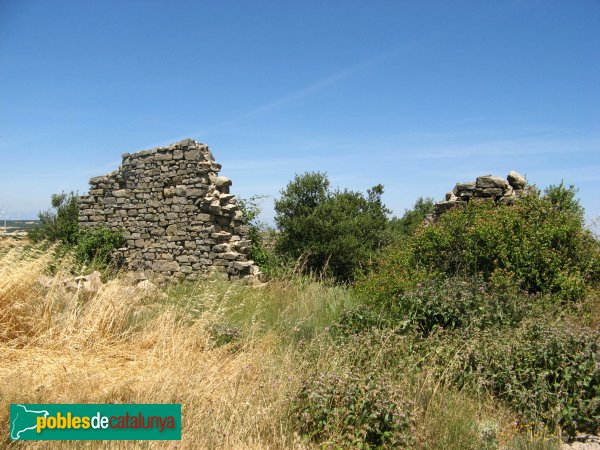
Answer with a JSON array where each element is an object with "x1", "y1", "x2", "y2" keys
[
  {"x1": 455, "y1": 321, "x2": 600, "y2": 438},
  {"x1": 391, "y1": 274, "x2": 528, "y2": 335},
  {"x1": 294, "y1": 368, "x2": 414, "y2": 448}
]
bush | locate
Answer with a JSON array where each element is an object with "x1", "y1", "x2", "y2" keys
[
  {"x1": 544, "y1": 181, "x2": 584, "y2": 218},
  {"x1": 414, "y1": 192, "x2": 598, "y2": 300},
  {"x1": 360, "y1": 187, "x2": 600, "y2": 303},
  {"x1": 346, "y1": 272, "x2": 533, "y2": 338},
  {"x1": 386, "y1": 196, "x2": 434, "y2": 240},
  {"x1": 74, "y1": 226, "x2": 125, "y2": 266},
  {"x1": 392, "y1": 274, "x2": 529, "y2": 335},
  {"x1": 455, "y1": 321, "x2": 600, "y2": 438},
  {"x1": 29, "y1": 192, "x2": 79, "y2": 245},
  {"x1": 293, "y1": 368, "x2": 413, "y2": 448},
  {"x1": 29, "y1": 192, "x2": 124, "y2": 269},
  {"x1": 275, "y1": 172, "x2": 389, "y2": 282},
  {"x1": 329, "y1": 304, "x2": 388, "y2": 338}
]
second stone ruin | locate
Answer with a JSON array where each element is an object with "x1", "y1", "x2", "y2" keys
[{"x1": 431, "y1": 171, "x2": 528, "y2": 220}]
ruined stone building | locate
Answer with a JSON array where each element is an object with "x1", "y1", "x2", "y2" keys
[
  {"x1": 430, "y1": 171, "x2": 528, "y2": 221},
  {"x1": 78, "y1": 139, "x2": 259, "y2": 281}
]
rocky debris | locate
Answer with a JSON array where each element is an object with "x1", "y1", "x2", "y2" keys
[
  {"x1": 37, "y1": 275, "x2": 54, "y2": 289},
  {"x1": 136, "y1": 279, "x2": 158, "y2": 291},
  {"x1": 74, "y1": 271, "x2": 102, "y2": 293},
  {"x1": 38, "y1": 271, "x2": 103, "y2": 293},
  {"x1": 562, "y1": 435, "x2": 600, "y2": 450},
  {"x1": 431, "y1": 171, "x2": 527, "y2": 220},
  {"x1": 79, "y1": 139, "x2": 260, "y2": 281},
  {"x1": 123, "y1": 271, "x2": 148, "y2": 285}
]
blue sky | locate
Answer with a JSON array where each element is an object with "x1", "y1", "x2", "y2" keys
[{"x1": 1, "y1": 1, "x2": 599, "y2": 226}]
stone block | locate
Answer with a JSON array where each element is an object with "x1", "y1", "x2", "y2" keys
[
  {"x1": 222, "y1": 251, "x2": 238, "y2": 260},
  {"x1": 153, "y1": 260, "x2": 180, "y2": 272},
  {"x1": 507, "y1": 171, "x2": 526, "y2": 190},
  {"x1": 475, "y1": 176, "x2": 508, "y2": 190},
  {"x1": 215, "y1": 176, "x2": 232, "y2": 187},
  {"x1": 184, "y1": 149, "x2": 202, "y2": 160}
]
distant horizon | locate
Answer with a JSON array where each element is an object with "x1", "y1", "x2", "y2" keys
[
  {"x1": 1, "y1": 1, "x2": 599, "y2": 225},
  {"x1": 3, "y1": 135, "x2": 600, "y2": 229}
]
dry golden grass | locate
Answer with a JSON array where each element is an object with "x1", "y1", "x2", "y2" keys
[{"x1": 0, "y1": 244, "x2": 308, "y2": 449}]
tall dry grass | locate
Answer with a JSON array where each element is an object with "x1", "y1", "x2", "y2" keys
[{"x1": 0, "y1": 244, "x2": 311, "y2": 449}]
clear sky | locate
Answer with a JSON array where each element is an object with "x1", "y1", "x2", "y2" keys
[{"x1": 1, "y1": 0, "x2": 599, "y2": 227}]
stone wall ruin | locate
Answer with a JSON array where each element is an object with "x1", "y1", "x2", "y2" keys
[
  {"x1": 430, "y1": 171, "x2": 528, "y2": 221},
  {"x1": 78, "y1": 139, "x2": 259, "y2": 281}
]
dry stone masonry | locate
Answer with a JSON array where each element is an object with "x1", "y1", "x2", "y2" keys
[
  {"x1": 79, "y1": 139, "x2": 260, "y2": 281},
  {"x1": 431, "y1": 171, "x2": 528, "y2": 220}
]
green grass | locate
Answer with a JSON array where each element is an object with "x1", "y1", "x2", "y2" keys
[{"x1": 159, "y1": 275, "x2": 357, "y2": 345}]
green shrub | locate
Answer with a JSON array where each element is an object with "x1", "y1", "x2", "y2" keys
[
  {"x1": 386, "y1": 196, "x2": 434, "y2": 240},
  {"x1": 414, "y1": 193, "x2": 598, "y2": 300},
  {"x1": 29, "y1": 191, "x2": 79, "y2": 245},
  {"x1": 74, "y1": 226, "x2": 125, "y2": 266},
  {"x1": 455, "y1": 321, "x2": 600, "y2": 437},
  {"x1": 393, "y1": 274, "x2": 529, "y2": 335},
  {"x1": 350, "y1": 272, "x2": 532, "y2": 338},
  {"x1": 274, "y1": 172, "x2": 389, "y2": 282},
  {"x1": 329, "y1": 304, "x2": 388, "y2": 338},
  {"x1": 360, "y1": 187, "x2": 600, "y2": 303},
  {"x1": 28, "y1": 192, "x2": 124, "y2": 269},
  {"x1": 543, "y1": 181, "x2": 584, "y2": 218},
  {"x1": 293, "y1": 368, "x2": 413, "y2": 448}
]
